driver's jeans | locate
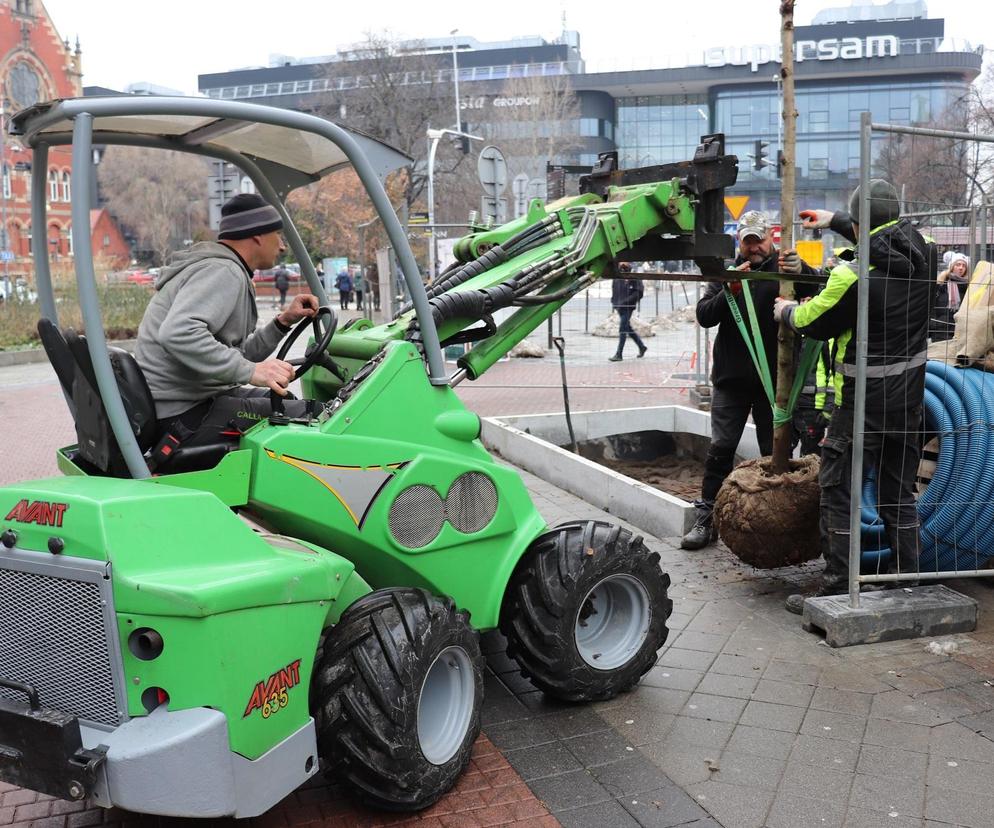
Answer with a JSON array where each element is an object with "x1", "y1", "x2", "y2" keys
[{"x1": 157, "y1": 387, "x2": 317, "y2": 448}]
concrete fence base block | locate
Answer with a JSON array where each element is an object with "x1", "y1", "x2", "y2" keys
[{"x1": 801, "y1": 584, "x2": 977, "y2": 648}]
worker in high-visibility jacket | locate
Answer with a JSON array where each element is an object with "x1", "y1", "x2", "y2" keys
[
  {"x1": 791, "y1": 339, "x2": 834, "y2": 456},
  {"x1": 773, "y1": 179, "x2": 932, "y2": 614}
]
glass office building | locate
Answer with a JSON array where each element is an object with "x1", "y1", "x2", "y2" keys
[{"x1": 198, "y1": 1, "x2": 982, "y2": 216}]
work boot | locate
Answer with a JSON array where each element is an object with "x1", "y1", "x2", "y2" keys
[
  {"x1": 608, "y1": 353, "x2": 623, "y2": 362},
  {"x1": 681, "y1": 507, "x2": 717, "y2": 550},
  {"x1": 785, "y1": 579, "x2": 848, "y2": 614}
]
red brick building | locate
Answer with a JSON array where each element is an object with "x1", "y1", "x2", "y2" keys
[
  {"x1": 0, "y1": 0, "x2": 126, "y2": 273},
  {"x1": 90, "y1": 207, "x2": 129, "y2": 269}
]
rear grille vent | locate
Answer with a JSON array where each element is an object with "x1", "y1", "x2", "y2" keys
[{"x1": 0, "y1": 563, "x2": 121, "y2": 726}]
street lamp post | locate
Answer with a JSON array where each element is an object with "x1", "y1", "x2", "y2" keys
[
  {"x1": 426, "y1": 126, "x2": 482, "y2": 282},
  {"x1": 450, "y1": 29, "x2": 461, "y2": 132},
  {"x1": 0, "y1": 102, "x2": 9, "y2": 301}
]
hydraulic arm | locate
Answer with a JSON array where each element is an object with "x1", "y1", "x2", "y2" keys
[{"x1": 306, "y1": 134, "x2": 737, "y2": 398}]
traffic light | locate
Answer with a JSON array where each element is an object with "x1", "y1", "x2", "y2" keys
[
  {"x1": 450, "y1": 121, "x2": 470, "y2": 154},
  {"x1": 776, "y1": 149, "x2": 785, "y2": 178},
  {"x1": 753, "y1": 140, "x2": 770, "y2": 171}
]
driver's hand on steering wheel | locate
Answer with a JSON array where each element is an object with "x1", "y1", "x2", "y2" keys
[
  {"x1": 277, "y1": 294, "x2": 319, "y2": 328},
  {"x1": 250, "y1": 358, "x2": 295, "y2": 396}
]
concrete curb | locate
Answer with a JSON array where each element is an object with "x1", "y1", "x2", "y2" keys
[
  {"x1": 482, "y1": 405, "x2": 762, "y2": 539},
  {"x1": 0, "y1": 339, "x2": 137, "y2": 368}
]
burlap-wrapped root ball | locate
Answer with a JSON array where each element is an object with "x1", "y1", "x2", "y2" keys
[{"x1": 713, "y1": 455, "x2": 822, "y2": 568}]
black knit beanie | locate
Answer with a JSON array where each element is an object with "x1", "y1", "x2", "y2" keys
[
  {"x1": 218, "y1": 193, "x2": 284, "y2": 240},
  {"x1": 849, "y1": 179, "x2": 900, "y2": 228}
]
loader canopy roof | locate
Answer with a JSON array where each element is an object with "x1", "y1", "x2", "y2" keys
[
  {"x1": 18, "y1": 96, "x2": 444, "y2": 481},
  {"x1": 10, "y1": 97, "x2": 413, "y2": 196}
]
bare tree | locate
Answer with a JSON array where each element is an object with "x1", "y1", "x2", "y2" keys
[
  {"x1": 874, "y1": 109, "x2": 973, "y2": 217},
  {"x1": 97, "y1": 146, "x2": 209, "y2": 265},
  {"x1": 287, "y1": 166, "x2": 408, "y2": 263},
  {"x1": 313, "y1": 34, "x2": 585, "y2": 269},
  {"x1": 318, "y1": 32, "x2": 467, "y2": 216},
  {"x1": 436, "y1": 70, "x2": 583, "y2": 225}
]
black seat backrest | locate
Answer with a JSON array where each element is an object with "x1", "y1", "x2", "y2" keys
[
  {"x1": 37, "y1": 318, "x2": 76, "y2": 403},
  {"x1": 37, "y1": 318, "x2": 157, "y2": 477}
]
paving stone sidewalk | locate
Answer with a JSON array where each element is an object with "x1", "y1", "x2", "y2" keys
[{"x1": 4, "y1": 349, "x2": 994, "y2": 827}]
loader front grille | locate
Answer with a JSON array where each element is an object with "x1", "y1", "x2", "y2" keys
[
  {"x1": 389, "y1": 485, "x2": 445, "y2": 548},
  {"x1": 0, "y1": 559, "x2": 121, "y2": 727},
  {"x1": 446, "y1": 472, "x2": 498, "y2": 534}
]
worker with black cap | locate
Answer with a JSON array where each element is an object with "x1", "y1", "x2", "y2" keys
[
  {"x1": 136, "y1": 193, "x2": 319, "y2": 445},
  {"x1": 681, "y1": 210, "x2": 817, "y2": 550},
  {"x1": 774, "y1": 179, "x2": 933, "y2": 613}
]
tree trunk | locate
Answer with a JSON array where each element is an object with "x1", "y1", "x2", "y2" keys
[{"x1": 772, "y1": 0, "x2": 797, "y2": 474}]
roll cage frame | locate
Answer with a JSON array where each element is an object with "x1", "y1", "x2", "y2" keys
[{"x1": 12, "y1": 96, "x2": 447, "y2": 480}]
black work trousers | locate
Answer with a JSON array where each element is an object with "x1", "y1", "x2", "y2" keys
[
  {"x1": 614, "y1": 307, "x2": 645, "y2": 356},
  {"x1": 698, "y1": 385, "x2": 774, "y2": 507},
  {"x1": 157, "y1": 387, "x2": 316, "y2": 449},
  {"x1": 818, "y1": 405, "x2": 922, "y2": 586}
]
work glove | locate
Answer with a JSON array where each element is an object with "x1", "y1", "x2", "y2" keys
[
  {"x1": 779, "y1": 250, "x2": 802, "y2": 275},
  {"x1": 799, "y1": 209, "x2": 833, "y2": 230},
  {"x1": 773, "y1": 297, "x2": 798, "y2": 323}
]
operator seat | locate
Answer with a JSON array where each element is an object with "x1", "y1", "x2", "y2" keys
[{"x1": 37, "y1": 318, "x2": 236, "y2": 477}]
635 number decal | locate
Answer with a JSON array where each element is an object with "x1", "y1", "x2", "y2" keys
[{"x1": 243, "y1": 659, "x2": 301, "y2": 718}]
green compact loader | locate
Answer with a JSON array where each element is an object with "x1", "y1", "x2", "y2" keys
[{"x1": 0, "y1": 97, "x2": 737, "y2": 817}]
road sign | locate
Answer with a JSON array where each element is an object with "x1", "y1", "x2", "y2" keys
[
  {"x1": 512, "y1": 173, "x2": 529, "y2": 217},
  {"x1": 480, "y1": 195, "x2": 507, "y2": 225},
  {"x1": 796, "y1": 239, "x2": 824, "y2": 268},
  {"x1": 207, "y1": 161, "x2": 240, "y2": 230},
  {"x1": 724, "y1": 195, "x2": 750, "y2": 220},
  {"x1": 477, "y1": 146, "x2": 507, "y2": 199}
]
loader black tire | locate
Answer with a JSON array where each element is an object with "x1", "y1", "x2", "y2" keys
[
  {"x1": 500, "y1": 520, "x2": 671, "y2": 702},
  {"x1": 312, "y1": 588, "x2": 484, "y2": 812}
]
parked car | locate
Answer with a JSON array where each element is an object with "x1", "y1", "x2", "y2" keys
[
  {"x1": 253, "y1": 262, "x2": 301, "y2": 283},
  {"x1": 124, "y1": 269, "x2": 154, "y2": 285},
  {"x1": 0, "y1": 277, "x2": 36, "y2": 303}
]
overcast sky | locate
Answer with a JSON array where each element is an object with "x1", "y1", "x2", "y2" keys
[{"x1": 42, "y1": 0, "x2": 990, "y2": 95}]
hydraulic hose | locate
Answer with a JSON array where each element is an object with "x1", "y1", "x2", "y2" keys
[{"x1": 860, "y1": 361, "x2": 994, "y2": 572}]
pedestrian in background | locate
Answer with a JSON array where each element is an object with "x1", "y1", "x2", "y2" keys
[
  {"x1": 609, "y1": 262, "x2": 647, "y2": 362},
  {"x1": 937, "y1": 252, "x2": 970, "y2": 311},
  {"x1": 335, "y1": 268, "x2": 352, "y2": 310},
  {"x1": 353, "y1": 267, "x2": 365, "y2": 313},
  {"x1": 367, "y1": 263, "x2": 380, "y2": 311},
  {"x1": 273, "y1": 263, "x2": 290, "y2": 311}
]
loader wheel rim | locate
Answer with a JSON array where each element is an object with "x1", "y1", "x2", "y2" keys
[
  {"x1": 418, "y1": 645, "x2": 475, "y2": 765},
  {"x1": 574, "y1": 574, "x2": 651, "y2": 670}
]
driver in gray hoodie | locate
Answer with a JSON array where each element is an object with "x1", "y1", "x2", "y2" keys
[{"x1": 136, "y1": 193, "x2": 318, "y2": 444}]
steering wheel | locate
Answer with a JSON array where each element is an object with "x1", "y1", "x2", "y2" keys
[
  {"x1": 275, "y1": 305, "x2": 337, "y2": 378},
  {"x1": 270, "y1": 306, "x2": 338, "y2": 417}
]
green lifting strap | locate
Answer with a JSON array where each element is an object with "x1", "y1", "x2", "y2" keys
[{"x1": 722, "y1": 282, "x2": 823, "y2": 428}]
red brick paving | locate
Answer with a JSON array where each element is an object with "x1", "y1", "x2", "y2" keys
[
  {"x1": 0, "y1": 353, "x2": 684, "y2": 828},
  {"x1": 0, "y1": 733, "x2": 557, "y2": 828}
]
